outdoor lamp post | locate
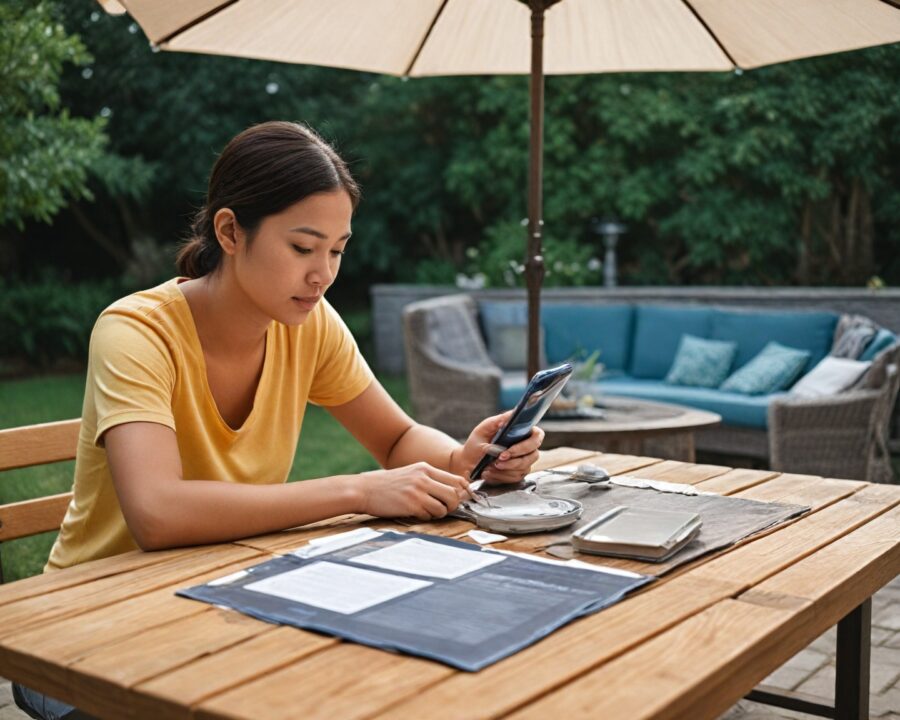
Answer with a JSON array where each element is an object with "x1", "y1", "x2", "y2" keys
[{"x1": 592, "y1": 218, "x2": 626, "y2": 288}]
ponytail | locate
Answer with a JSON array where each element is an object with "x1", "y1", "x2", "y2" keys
[{"x1": 176, "y1": 207, "x2": 222, "y2": 278}]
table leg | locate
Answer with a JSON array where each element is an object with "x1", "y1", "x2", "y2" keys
[
  {"x1": 745, "y1": 599, "x2": 872, "y2": 719},
  {"x1": 835, "y1": 599, "x2": 871, "y2": 720}
]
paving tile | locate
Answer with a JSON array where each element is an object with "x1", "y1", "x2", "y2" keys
[
  {"x1": 872, "y1": 686, "x2": 900, "y2": 717},
  {"x1": 809, "y1": 627, "x2": 837, "y2": 654},
  {"x1": 0, "y1": 682, "x2": 11, "y2": 709},
  {"x1": 875, "y1": 602, "x2": 900, "y2": 632},
  {"x1": 783, "y1": 647, "x2": 829, "y2": 673},
  {"x1": 796, "y1": 664, "x2": 836, "y2": 700},
  {"x1": 874, "y1": 646, "x2": 900, "y2": 694},
  {"x1": 763, "y1": 664, "x2": 813, "y2": 691}
]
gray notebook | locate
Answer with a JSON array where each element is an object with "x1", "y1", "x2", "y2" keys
[{"x1": 572, "y1": 506, "x2": 702, "y2": 561}]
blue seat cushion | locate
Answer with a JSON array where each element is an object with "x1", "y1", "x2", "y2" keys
[
  {"x1": 629, "y1": 306, "x2": 714, "y2": 380},
  {"x1": 598, "y1": 377, "x2": 781, "y2": 429},
  {"x1": 711, "y1": 308, "x2": 837, "y2": 373},
  {"x1": 542, "y1": 304, "x2": 633, "y2": 371},
  {"x1": 860, "y1": 328, "x2": 897, "y2": 361}
]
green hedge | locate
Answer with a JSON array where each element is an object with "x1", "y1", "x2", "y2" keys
[{"x1": 0, "y1": 275, "x2": 128, "y2": 369}]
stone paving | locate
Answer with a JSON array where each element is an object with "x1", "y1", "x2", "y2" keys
[{"x1": 1, "y1": 576, "x2": 898, "y2": 719}]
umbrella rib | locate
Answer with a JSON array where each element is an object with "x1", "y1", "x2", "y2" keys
[
  {"x1": 154, "y1": 0, "x2": 243, "y2": 47},
  {"x1": 679, "y1": 0, "x2": 739, "y2": 70},
  {"x1": 402, "y1": 0, "x2": 452, "y2": 76}
]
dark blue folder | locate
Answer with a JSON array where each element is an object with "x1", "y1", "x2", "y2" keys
[{"x1": 178, "y1": 531, "x2": 652, "y2": 671}]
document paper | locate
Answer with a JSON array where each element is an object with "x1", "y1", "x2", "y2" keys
[
  {"x1": 350, "y1": 538, "x2": 506, "y2": 579},
  {"x1": 245, "y1": 561, "x2": 431, "y2": 614}
]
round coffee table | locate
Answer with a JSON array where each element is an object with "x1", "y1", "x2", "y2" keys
[{"x1": 539, "y1": 396, "x2": 721, "y2": 462}]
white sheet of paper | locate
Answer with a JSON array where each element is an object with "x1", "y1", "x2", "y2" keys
[
  {"x1": 244, "y1": 561, "x2": 431, "y2": 614},
  {"x1": 291, "y1": 527, "x2": 383, "y2": 558},
  {"x1": 350, "y1": 538, "x2": 506, "y2": 579}
]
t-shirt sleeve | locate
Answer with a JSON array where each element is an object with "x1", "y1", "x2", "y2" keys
[
  {"x1": 87, "y1": 312, "x2": 177, "y2": 446},
  {"x1": 308, "y1": 299, "x2": 375, "y2": 407}
]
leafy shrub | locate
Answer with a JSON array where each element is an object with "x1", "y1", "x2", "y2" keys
[
  {"x1": 0, "y1": 274, "x2": 127, "y2": 368},
  {"x1": 461, "y1": 220, "x2": 602, "y2": 288}
]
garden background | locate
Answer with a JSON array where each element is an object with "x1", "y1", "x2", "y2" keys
[{"x1": 2, "y1": 1, "x2": 900, "y2": 579}]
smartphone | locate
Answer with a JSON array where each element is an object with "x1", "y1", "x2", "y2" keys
[{"x1": 470, "y1": 363, "x2": 574, "y2": 482}]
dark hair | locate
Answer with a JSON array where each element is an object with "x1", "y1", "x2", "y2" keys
[{"x1": 177, "y1": 121, "x2": 360, "y2": 278}]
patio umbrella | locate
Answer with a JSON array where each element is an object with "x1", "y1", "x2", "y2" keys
[{"x1": 103, "y1": 0, "x2": 900, "y2": 378}]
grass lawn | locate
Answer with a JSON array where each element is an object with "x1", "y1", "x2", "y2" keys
[{"x1": 0, "y1": 371, "x2": 410, "y2": 582}]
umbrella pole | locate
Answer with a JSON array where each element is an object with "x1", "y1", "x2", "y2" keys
[{"x1": 525, "y1": 0, "x2": 548, "y2": 380}]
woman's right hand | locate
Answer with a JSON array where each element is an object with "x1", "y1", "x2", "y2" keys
[{"x1": 356, "y1": 462, "x2": 472, "y2": 521}]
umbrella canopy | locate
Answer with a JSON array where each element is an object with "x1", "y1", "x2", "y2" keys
[
  {"x1": 112, "y1": 0, "x2": 900, "y2": 75},
  {"x1": 107, "y1": 0, "x2": 900, "y2": 376}
]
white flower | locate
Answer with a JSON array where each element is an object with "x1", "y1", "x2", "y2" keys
[{"x1": 587, "y1": 257, "x2": 602, "y2": 271}]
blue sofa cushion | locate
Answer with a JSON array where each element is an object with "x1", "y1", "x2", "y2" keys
[
  {"x1": 860, "y1": 328, "x2": 897, "y2": 361},
  {"x1": 503, "y1": 373, "x2": 779, "y2": 428},
  {"x1": 500, "y1": 372, "x2": 529, "y2": 409},
  {"x1": 711, "y1": 308, "x2": 837, "y2": 373},
  {"x1": 665, "y1": 334, "x2": 737, "y2": 388},
  {"x1": 629, "y1": 306, "x2": 714, "y2": 380},
  {"x1": 542, "y1": 304, "x2": 633, "y2": 371},
  {"x1": 599, "y1": 377, "x2": 781, "y2": 429},
  {"x1": 720, "y1": 342, "x2": 810, "y2": 395}
]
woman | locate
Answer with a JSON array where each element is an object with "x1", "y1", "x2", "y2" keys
[{"x1": 15, "y1": 122, "x2": 545, "y2": 718}]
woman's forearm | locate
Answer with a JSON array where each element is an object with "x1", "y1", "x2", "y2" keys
[
  {"x1": 385, "y1": 423, "x2": 466, "y2": 476},
  {"x1": 135, "y1": 475, "x2": 364, "y2": 551}
]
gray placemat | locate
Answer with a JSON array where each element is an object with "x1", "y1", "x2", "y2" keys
[{"x1": 486, "y1": 473, "x2": 809, "y2": 574}]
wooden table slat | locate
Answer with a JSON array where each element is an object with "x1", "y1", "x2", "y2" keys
[
  {"x1": 507, "y1": 598, "x2": 796, "y2": 720},
  {"x1": 693, "y1": 468, "x2": 781, "y2": 495},
  {"x1": 197, "y1": 642, "x2": 453, "y2": 720},
  {"x1": 0, "y1": 545, "x2": 223, "y2": 609},
  {"x1": 0, "y1": 544, "x2": 263, "y2": 641},
  {"x1": 0, "y1": 556, "x2": 269, "y2": 710},
  {"x1": 618, "y1": 459, "x2": 731, "y2": 484},
  {"x1": 65, "y1": 607, "x2": 269, "y2": 719},
  {"x1": 135, "y1": 626, "x2": 336, "y2": 720}
]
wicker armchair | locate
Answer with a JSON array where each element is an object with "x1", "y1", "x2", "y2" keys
[
  {"x1": 402, "y1": 294, "x2": 501, "y2": 439},
  {"x1": 769, "y1": 344, "x2": 900, "y2": 483}
]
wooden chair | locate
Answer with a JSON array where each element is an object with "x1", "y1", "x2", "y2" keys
[{"x1": 0, "y1": 419, "x2": 80, "y2": 582}]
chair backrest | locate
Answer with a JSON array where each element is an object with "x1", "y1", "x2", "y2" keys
[
  {"x1": 403, "y1": 294, "x2": 493, "y2": 367},
  {"x1": 0, "y1": 419, "x2": 79, "y2": 547}
]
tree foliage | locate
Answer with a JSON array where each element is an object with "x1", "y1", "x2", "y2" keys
[
  {"x1": 4, "y1": 2, "x2": 900, "y2": 291},
  {"x1": 0, "y1": 1, "x2": 106, "y2": 228}
]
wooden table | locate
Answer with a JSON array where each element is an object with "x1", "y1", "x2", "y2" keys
[
  {"x1": 541, "y1": 397, "x2": 721, "y2": 462},
  {"x1": 0, "y1": 447, "x2": 897, "y2": 720}
]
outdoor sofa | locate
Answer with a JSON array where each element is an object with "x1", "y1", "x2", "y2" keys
[{"x1": 402, "y1": 294, "x2": 900, "y2": 482}]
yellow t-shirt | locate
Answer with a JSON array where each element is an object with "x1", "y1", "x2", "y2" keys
[{"x1": 46, "y1": 278, "x2": 373, "y2": 571}]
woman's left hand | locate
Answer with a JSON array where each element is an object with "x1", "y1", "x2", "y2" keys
[{"x1": 453, "y1": 412, "x2": 545, "y2": 485}]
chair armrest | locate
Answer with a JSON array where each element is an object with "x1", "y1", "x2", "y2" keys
[
  {"x1": 403, "y1": 327, "x2": 502, "y2": 440},
  {"x1": 769, "y1": 389, "x2": 882, "y2": 433},
  {"x1": 768, "y1": 390, "x2": 882, "y2": 479}
]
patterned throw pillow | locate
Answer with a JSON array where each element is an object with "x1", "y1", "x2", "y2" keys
[
  {"x1": 720, "y1": 342, "x2": 811, "y2": 395},
  {"x1": 665, "y1": 334, "x2": 737, "y2": 388}
]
